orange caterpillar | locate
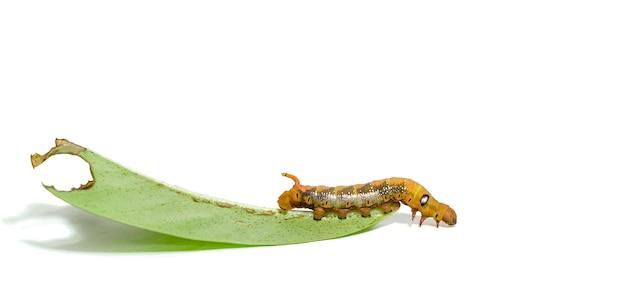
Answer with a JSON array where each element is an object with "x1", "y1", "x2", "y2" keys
[{"x1": 278, "y1": 173, "x2": 456, "y2": 227}]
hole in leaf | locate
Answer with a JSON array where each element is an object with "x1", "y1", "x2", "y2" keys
[{"x1": 35, "y1": 154, "x2": 93, "y2": 191}]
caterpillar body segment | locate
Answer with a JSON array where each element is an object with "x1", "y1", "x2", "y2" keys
[{"x1": 278, "y1": 173, "x2": 457, "y2": 227}]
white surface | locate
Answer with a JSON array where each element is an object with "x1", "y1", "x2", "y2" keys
[{"x1": 1, "y1": 1, "x2": 625, "y2": 304}]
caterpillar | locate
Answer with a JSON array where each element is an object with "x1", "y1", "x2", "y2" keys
[{"x1": 278, "y1": 173, "x2": 456, "y2": 227}]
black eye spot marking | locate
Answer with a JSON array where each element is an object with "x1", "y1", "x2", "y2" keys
[
  {"x1": 420, "y1": 194, "x2": 429, "y2": 207},
  {"x1": 296, "y1": 193, "x2": 299, "y2": 199}
]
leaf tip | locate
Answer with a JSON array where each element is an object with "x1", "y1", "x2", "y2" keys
[
  {"x1": 31, "y1": 139, "x2": 87, "y2": 168},
  {"x1": 33, "y1": 139, "x2": 94, "y2": 191}
]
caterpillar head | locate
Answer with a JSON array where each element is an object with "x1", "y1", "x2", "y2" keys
[
  {"x1": 277, "y1": 173, "x2": 305, "y2": 211},
  {"x1": 430, "y1": 202, "x2": 457, "y2": 227},
  {"x1": 407, "y1": 191, "x2": 457, "y2": 227}
]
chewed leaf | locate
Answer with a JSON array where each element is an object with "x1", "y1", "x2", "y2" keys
[{"x1": 31, "y1": 139, "x2": 397, "y2": 246}]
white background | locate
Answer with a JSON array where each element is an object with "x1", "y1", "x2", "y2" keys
[{"x1": 1, "y1": 0, "x2": 625, "y2": 304}]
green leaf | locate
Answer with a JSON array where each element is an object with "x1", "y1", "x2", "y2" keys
[{"x1": 31, "y1": 139, "x2": 397, "y2": 246}]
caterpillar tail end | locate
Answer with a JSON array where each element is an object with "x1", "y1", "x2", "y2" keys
[{"x1": 281, "y1": 172, "x2": 300, "y2": 185}]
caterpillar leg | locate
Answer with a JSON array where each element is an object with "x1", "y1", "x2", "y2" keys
[
  {"x1": 337, "y1": 208, "x2": 350, "y2": 219},
  {"x1": 313, "y1": 207, "x2": 325, "y2": 220},
  {"x1": 419, "y1": 216, "x2": 427, "y2": 227},
  {"x1": 418, "y1": 215, "x2": 440, "y2": 228},
  {"x1": 359, "y1": 208, "x2": 372, "y2": 217},
  {"x1": 411, "y1": 208, "x2": 418, "y2": 221},
  {"x1": 381, "y1": 203, "x2": 393, "y2": 214}
]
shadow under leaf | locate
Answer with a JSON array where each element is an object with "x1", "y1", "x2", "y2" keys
[{"x1": 4, "y1": 203, "x2": 251, "y2": 252}]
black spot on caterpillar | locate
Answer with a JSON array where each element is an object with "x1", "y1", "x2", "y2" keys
[{"x1": 277, "y1": 173, "x2": 456, "y2": 227}]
